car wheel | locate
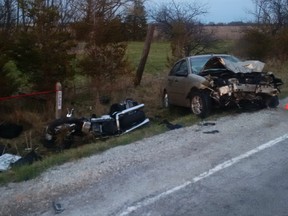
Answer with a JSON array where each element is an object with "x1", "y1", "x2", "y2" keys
[
  {"x1": 190, "y1": 91, "x2": 212, "y2": 118},
  {"x1": 162, "y1": 92, "x2": 170, "y2": 108},
  {"x1": 266, "y1": 96, "x2": 279, "y2": 108}
]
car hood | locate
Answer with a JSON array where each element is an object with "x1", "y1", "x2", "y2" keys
[{"x1": 202, "y1": 57, "x2": 265, "y2": 73}]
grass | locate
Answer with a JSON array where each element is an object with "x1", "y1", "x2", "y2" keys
[
  {"x1": 126, "y1": 41, "x2": 171, "y2": 75},
  {"x1": 1, "y1": 39, "x2": 288, "y2": 185}
]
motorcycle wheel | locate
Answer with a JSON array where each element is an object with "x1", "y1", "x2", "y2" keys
[{"x1": 44, "y1": 118, "x2": 83, "y2": 150}]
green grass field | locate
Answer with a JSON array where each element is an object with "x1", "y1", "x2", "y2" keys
[
  {"x1": 126, "y1": 41, "x2": 171, "y2": 75},
  {"x1": 126, "y1": 40, "x2": 237, "y2": 75}
]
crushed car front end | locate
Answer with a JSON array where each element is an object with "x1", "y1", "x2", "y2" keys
[{"x1": 200, "y1": 57, "x2": 283, "y2": 108}]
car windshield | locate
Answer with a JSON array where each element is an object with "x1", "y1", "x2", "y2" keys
[
  {"x1": 189, "y1": 56, "x2": 212, "y2": 74},
  {"x1": 189, "y1": 55, "x2": 241, "y2": 74},
  {"x1": 220, "y1": 55, "x2": 241, "y2": 63}
]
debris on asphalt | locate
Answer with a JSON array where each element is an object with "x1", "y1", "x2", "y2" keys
[
  {"x1": 198, "y1": 122, "x2": 216, "y2": 127},
  {"x1": 203, "y1": 130, "x2": 220, "y2": 134},
  {"x1": 53, "y1": 201, "x2": 65, "y2": 214},
  {"x1": 160, "y1": 120, "x2": 183, "y2": 130}
]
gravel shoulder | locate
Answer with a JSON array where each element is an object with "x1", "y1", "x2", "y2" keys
[{"x1": 1, "y1": 99, "x2": 288, "y2": 216}]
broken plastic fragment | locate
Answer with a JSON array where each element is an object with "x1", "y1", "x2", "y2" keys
[
  {"x1": 53, "y1": 201, "x2": 64, "y2": 214},
  {"x1": 0, "y1": 154, "x2": 21, "y2": 171}
]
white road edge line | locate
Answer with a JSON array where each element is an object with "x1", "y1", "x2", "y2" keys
[{"x1": 118, "y1": 133, "x2": 288, "y2": 216}]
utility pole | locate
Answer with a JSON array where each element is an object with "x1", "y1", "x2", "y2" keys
[{"x1": 134, "y1": 24, "x2": 155, "y2": 86}]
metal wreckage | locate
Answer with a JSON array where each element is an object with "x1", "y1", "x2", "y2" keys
[
  {"x1": 163, "y1": 54, "x2": 283, "y2": 118},
  {"x1": 43, "y1": 99, "x2": 150, "y2": 149},
  {"x1": 201, "y1": 57, "x2": 283, "y2": 106}
]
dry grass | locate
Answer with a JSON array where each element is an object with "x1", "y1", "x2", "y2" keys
[
  {"x1": 63, "y1": 72, "x2": 167, "y2": 118},
  {"x1": 204, "y1": 25, "x2": 250, "y2": 40},
  {"x1": 0, "y1": 70, "x2": 168, "y2": 169},
  {"x1": 0, "y1": 109, "x2": 47, "y2": 156},
  {"x1": 265, "y1": 59, "x2": 288, "y2": 96}
]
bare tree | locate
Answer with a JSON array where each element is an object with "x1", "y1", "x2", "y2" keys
[
  {"x1": 74, "y1": 0, "x2": 133, "y2": 23},
  {"x1": 150, "y1": 0, "x2": 214, "y2": 61},
  {"x1": 53, "y1": 0, "x2": 80, "y2": 25},
  {"x1": 252, "y1": 0, "x2": 288, "y2": 34},
  {"x1": 235, "y1": 0, "x2": 288, "y2": 60},
  {"x1": 0, "y1": 0, "x2": 17, "y2": 31}
]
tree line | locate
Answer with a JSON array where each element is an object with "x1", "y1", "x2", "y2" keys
[
  {"x1": 0, "y1": 0, "x2": 148, "y2": 97},
  {"x1": 235, "y1": 0, "x2": 288, "y2": 60}
]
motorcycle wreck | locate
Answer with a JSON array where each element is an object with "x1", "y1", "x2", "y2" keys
[{"x1": 43, "y1": 99, "x2": 150, "y2": 149}]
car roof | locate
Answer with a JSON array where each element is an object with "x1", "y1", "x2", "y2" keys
[
  {"x1": 188, "y1": 54, "x2": 231, "y2": 59},
  {"x1": 172, "y1": 54, "x2": 239, "y2": 68}
]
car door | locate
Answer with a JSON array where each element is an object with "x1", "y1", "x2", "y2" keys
[{"x1": 166, "y1": 59, "x2": 190, "y2": 106}]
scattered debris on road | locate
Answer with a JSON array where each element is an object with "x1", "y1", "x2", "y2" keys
[
  {"x1": 53, "y1": 201, "x2": 65, "y2": 214},
  {"x1": 203, "y1": 130, "x2": 220, "y2": 134},
  {"x1": 160, "y1": 120, "x2": 183, "y2": 130}
]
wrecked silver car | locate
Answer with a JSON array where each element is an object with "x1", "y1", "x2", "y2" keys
[{"x1": 163, "y1": 54, "x2": 283, "y2": 118}]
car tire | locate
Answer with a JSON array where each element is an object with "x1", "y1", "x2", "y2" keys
[
  {"x1": 190, "y1": 91, "x2": 212, "y2": 118},
  {"x1": 266, "y1": 95, "x2": 279, "y2": 108},
  {"x1": 162, "y1": 91, "x2": 170, "y2": 108}
]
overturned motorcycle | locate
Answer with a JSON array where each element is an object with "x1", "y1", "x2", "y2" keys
[{"x1": 43, "y1": 99, "x2": 150, "y2": 149}]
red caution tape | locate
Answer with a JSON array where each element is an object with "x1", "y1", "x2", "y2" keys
[{"x1": 0, "y1": 90, "x2": 57, "y2": 102}]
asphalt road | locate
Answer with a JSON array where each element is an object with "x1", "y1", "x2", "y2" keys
[
  {"x1": 50, "y1": 105, "x2": 288, "y2": 216},
  {"x1": 1, "y1": 100, "x2": 288, "y2": 216},
  {"x1": 125, "y1": 137, "x2": 288, "y2": 216}
]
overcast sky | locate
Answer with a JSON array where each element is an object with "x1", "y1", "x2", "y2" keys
[
  {"x1": 203, "y1": 0, "x2": 255, "y2": 23},
  {"x1": 146, "y1": 0, "x2": 255, "y2": 23}
]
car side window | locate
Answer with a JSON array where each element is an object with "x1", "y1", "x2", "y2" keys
[
  {"x1": 169, "y1": 60, "x2": 188, "y2": 76},
  {"x1": 169, "y1": 62, "x2": 181, "y2": 76}
]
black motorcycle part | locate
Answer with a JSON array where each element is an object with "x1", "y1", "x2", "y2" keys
[
  {"x1": 109, "y1": 104, "x2": 126, "y2": 117},
  {"x1": 119, "y1": 110, "x2": 146, "y2": 130},
  {"x1": 101, "y1": 120, "x2": 118, "y2": 136}
]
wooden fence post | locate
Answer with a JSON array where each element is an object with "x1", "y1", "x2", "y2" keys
[{"x1": 55, "y1": 82, "x2": 62, "y2": 119}]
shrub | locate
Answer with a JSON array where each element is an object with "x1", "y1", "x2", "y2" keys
[
  {"x1": 80, "y1": 43, "x2": 133, "y2": 94},
  {"x1": 272, "y1": 29, "x2": 288, "y2": 60},
  {"x1": 234, "y1": 28, "x2": 272, "y2": 60}
]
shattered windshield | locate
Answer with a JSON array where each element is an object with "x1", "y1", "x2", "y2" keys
[
  {"x1": 190, "y1": 55, "x2": 241, "y2": 74},
  {"x1": 190, "y1": 56, "x2": 212, "y2": 74},
  {"x1": 221, "y1": 55, "x2": 241, "y2": 63}
]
